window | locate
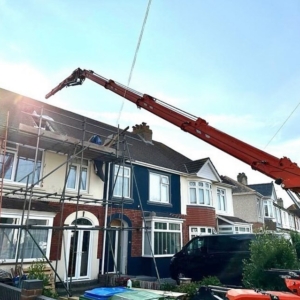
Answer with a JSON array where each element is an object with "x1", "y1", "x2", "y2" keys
[
  {"x1": 113, "y1": 165, "x2": 131, "y2": 198},
  {"x1": 149, "y1": 173, "x2": 169, "y2": 203},
  {"x1": 189, "y1": 226, "x2": 215, "y2": 239},
  {"x1": 276, "y1": 208, "x2": 282, "y2": 227},
  {"x1": 219, "y1": 225, "x2": 251, "y2": 234},
  {"x1": 66, "y1": 159, "x2": 88, "y2": 192},
  {"x1": 289, "y1": 214, "x2": 295, "y2": 229},
  {"x1": 264, "y1": 200, "x2": 275, "y2": 218},
  {"x1": 257, "y1": 199, "x2": 261, "y2": 217},
  {"x1": 217, "y1": 188, "x2": 226, "y2": 211},
  {"x1": 234, "y1": 226, "x2": 250, "y2": 233},
  {"x1": 0, "y1": 146, "x2": 42, "y2": 184},
  {"x1": 143, "y1": 219, "x2": 182, "y2": 257},
  {"x1": 0, "y1": 215, "x2": 52, "y2": 262},
  {"x1": 188, "y1": 181, "x2": 212, "y2": 205}
]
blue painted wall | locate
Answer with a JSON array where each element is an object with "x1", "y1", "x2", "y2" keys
[{"x1": 104, "y1": 162, "x2": 182, "y2": 278}]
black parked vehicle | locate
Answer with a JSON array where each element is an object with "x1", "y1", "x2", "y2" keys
[{"x1": 169, "y1": 233, "x2": 256, "y2": 285}]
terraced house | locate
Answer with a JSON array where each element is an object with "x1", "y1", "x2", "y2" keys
[{"x1": 0, "y1": 87, "x2": 249, "y2": 290}]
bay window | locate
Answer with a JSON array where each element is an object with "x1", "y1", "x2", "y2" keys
[
  {"x1": 189, "y1": 181, "x2": 212, "y2": 205},
  {"x1": 0, "y1": 215, "x2": 52, "y2": 261},
  {"x1": 149, "y1": 172, "x2": 169, "y2": 203},
  {"x1": 143, "y1": 219, "x2": 182, "y2": 256}
]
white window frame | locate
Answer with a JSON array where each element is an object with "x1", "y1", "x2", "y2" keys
[
  {"x1": 188, "y1": 181, "x2": 212, "y2": 206},
  {"x1": 289, "y1": 214, "x2": 295, "y2": 230},
  {"x1": 66, "y1": 160, "x2": 89, "y2": 192},
  {"x1": 257, "y1": 198, "x2": 262, "y2": 217},
  {"x1": 276, "y1": 207, "x2": 282, "y2": 227},
  {"x1": 142, "y1": 218, "x2": 182, "y2": 257},
  {"x1": 263, "y1": 200, "x2": 275, "y2": 218},
  {"x1": 0, "y1": 213, "x2": 53, "y2": 263},
  {"x1": 189, "y1": 226, "x2": 215, "y2": 239},
  {"x1": 113, "y1": 165, "x2": 131, "y2": 198},
  {"x1": 149, "y1": 172, "x2": 170, "y2": 203},
  {"x1": 0, "y1": 146, "x2": 43, "y2": 185},
  {"x1": 234, "y1": 226, "x2": 251, "y2": 234},
  {"x1": 217, "y1": 188, "x2": 226, "y2": 211}
]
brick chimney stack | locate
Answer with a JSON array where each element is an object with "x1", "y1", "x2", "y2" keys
[
  {"x1": 237, "y1": 172, "x2": 248, "y2": 185},
  {"x1": 132, "y1": 122, "x2": 153, "y2": 143}
]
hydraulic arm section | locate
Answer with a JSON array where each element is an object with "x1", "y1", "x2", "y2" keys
[{"x1": 46, "y1": 68, "x2": 300, "y2": 194}]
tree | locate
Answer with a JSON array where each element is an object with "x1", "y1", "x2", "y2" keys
[{"x1": 243, "y1": 232, "x2": 299, "y2": 291}]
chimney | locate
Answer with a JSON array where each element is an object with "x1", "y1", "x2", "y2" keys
[
  {"x1": 277, "y1": 198, "x2": 284, "y2": 208},
  {"x1": 132, "y1": 122, "x2": 153, "y2": 143},
  {"x1": 237, "y1": 172, "x2": 248, "y2": 185}
]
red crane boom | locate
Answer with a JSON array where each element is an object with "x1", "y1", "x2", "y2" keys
[{"x1": 46, "y1": 68, "x2": 300, "y2": 193}]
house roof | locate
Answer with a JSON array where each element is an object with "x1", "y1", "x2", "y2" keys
[
  {"x1": 220, "y1": 175, "x2": 256, "y2": 194},
  {"x1": 1, "y1": 87, "x2": 194, "y2": 173},
  {"x1": 217, "y1": 215, "x2": 249, "y2": 225},
  {"x1": 247, "y1": 183, "x2": 274, "y2": 197},
  {"x1": 184, "y1": 158, "x2": 208, "y2": 174}
]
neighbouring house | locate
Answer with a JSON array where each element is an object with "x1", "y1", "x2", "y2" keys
[
  {"x1": 182, "y1": 159, "x2": 251, "y2": 240},
  {"x1": 222, "y1": 172, "x2": 300, "y2": 232},
  {"x1": 1, "y1": 87, "x2": 248, "y2": 289}
]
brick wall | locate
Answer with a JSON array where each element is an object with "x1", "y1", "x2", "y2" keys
[
  {"x1": 49, "y1": 203, "x2": 105, "y2": 260},
  {"x1": 183, "y1": 206, "x2": 216, "y2": 244}
]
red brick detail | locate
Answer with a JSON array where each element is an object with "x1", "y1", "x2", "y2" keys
[
  {"x1": 49, "y1": 202, "x2": 105, "y2": 260},
  {"x1": 183, "y1": 206, "x2": 216, "y2": 245}
]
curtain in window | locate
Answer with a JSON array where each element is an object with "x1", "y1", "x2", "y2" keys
[{"x1": 21, "y1": 229, "x2": 48, "y2": 259}]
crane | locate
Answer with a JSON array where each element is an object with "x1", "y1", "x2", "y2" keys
[{"x1": 46, "y1": 68, "x2": 300, "y2": 205}]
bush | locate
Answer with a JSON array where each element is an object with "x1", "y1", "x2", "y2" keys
[
  {"x1": 159, "y1": 276, "x2": 221, "y2": 299},
  {"x1": 290, "y1": 231, "x2": 300, "y2": 260},
  {"x1": 243, "y1": 232, "x2": 299, "y2": 290}
]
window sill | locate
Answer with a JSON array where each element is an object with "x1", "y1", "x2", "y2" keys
[
  {"x1": 188, "y1": 204, "x2": 214, "y2": 209},
  {"x1": 147, "y1": 201, "x2": 172, "y2": 207},
  {"x1": 111, "y1": 197, "x2": 134, "y2": 205}
]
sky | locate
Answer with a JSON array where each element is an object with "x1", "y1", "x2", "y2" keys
[{"x1": 1, "y1": 0, "x2": 300, "y2": 207}]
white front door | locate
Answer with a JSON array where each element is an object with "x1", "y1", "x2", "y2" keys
[{"x1": 67, "y1": 218, "x2": 92, "y2": 280}]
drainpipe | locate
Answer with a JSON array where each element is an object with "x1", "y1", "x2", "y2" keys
[{"x1": 101, "y1": 162, "x2": 111, "y2": 275}]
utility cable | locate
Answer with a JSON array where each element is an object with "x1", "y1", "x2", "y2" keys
[
  {"x1": 116, "y1": 0, "x2": 152, "y2": 126},
  {"x1": 264, "y1": 101, "x2": 300, "y2": 149}
]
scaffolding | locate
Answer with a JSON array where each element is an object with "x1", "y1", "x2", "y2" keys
[{"x1": 0, "y1": 98, "x2": 159, "y2": 296}]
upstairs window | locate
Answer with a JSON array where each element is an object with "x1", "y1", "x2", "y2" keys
[
  {"x1": 113, "y1": 165, "x2": 131, "y2": 198},
  {"x1": 189, "y1": 181, "x2": 212, "y2": 205},
  {"x1": 67, "y1": 159, "x2": 88, "y2": 192},
  {"x1": 264, "y1": 200, "x2": 275, "y2": 218},
  {"x1": 217, "y1": 188, "x2": 226, "y2": 211},
  {"x1": 257, "y1": 199, "x2": 262, "y2": 217},
  {"x1": 149, "y1": 172, "x2": 170, "y2": 203},
  {"x1": 0, "y1": 146, "x2": 42, "y2": 184}
]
